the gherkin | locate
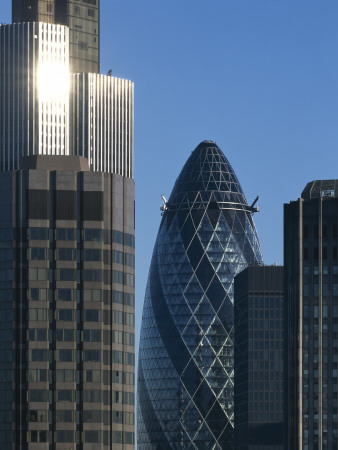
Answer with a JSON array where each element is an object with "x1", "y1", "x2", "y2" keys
[{"x1": 138, "y1": 141, "x2": 263, "y2": 449}]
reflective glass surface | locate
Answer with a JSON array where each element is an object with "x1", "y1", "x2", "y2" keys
[{"x1": 138, "y1": 141, "x2": 263, "y2": 449}]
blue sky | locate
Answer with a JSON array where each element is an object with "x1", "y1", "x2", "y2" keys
[{"x1": 3, "y1": 0, "x2": 338, "y2": 350}]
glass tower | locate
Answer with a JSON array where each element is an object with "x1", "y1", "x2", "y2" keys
[
  {"x1": 284, "y1": 180, "x2": 338, "y2": 449},
  {"x1": 138, "y1": 141, "x2": 263, "y2": 449}
]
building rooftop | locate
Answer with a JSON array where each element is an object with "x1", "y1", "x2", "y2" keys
[
  {"x1": 302, "y1": 180, "x2": 338, "y2": 200},
  {"x1": 20, "y1": 155, "x2": 90, "y2": 172}
]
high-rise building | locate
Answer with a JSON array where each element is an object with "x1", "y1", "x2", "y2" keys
[
  {"x1": 0, "y1": 1, "x2": 135, "y2": 448},
  {"x1": 12, "y1": 0, "x2": 100, "y2": 73},
  {"x1": 70, "y1": 73, "x2": 134, "y2": 178},
  {"x1": 285, "y1": 180, "x2": 338, "y2": 449},
  {"x1": 0, "y1": 155, "x2": 135, "y2": 449},
  {"x1": 234, "y1": 265, "x2": 284, "y2": 450},
  {"x1": 138, "y1": 141, "x2": 263, "y2": 449},
  {"x1": 0, "y1": 22, "x2": 70, "y2": 170},
  {"x1": 1, "y1": 4, "x2": 133, "y2": 176}
]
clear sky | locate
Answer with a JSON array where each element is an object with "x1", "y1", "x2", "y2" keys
[{"x1": 3, "y1": 0, "x2": 338, "y2": 354}]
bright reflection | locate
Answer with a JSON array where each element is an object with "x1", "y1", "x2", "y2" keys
[{"x1": 38, "y1": 62, "x2": 69, "y2": 102}]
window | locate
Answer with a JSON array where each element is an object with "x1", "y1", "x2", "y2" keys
[
  {"x1": 85, "y1": 370, "x2": 101, "y2": 383},
  {"x1": 56, "y1": 289, "x2": 74, "y2": 301},
  {"x1": 124, "y1": 233, "x2": 135, "y2": 248},
  {"x1": 125, "y1": 312, "x2": 134, "y2": 326},
  {"x1": 84, "y1": 229, "x2": 104, "y2": 241},
  {"x1": 125, "y1": 253, "x2": 135, "y2": 267},
  {"x1": 113, "y1": 270, "x2": 123, "y2": 284},
  {"x1": 84, "y1": 330, "x2": 102, "y2": 342},
  {"x1": 56, "y1": 309, "x2": 74, "y2": 321},
  {"x1": 83, "y1": 270, "x2": 103, "y2": 282},
  {"x1": 113, "y1": 290, "x2": 123, "y2": 304},
  {"x1": 55, "y1": 370, "x2": 74, "y2": 382},
  {"x1": 28, "y1": 369, "x2": 47, "y2": 382},
  {"x1": 83, "y1": 390, "x2": 103, "y2": 402},
  {"x1": 29, "y1": 248, "x2": 47, "y2": 260},
  {"x1": 124, "y1": 273, "x2": 135, "y2": 287},
  {"x1": 84, "y1": 350, "x2": 101, "y2": 362},
  {"x1": 57, "y1": 269, "x2": 76, "y2": 281},
  {"x1": 56, "y1": 390, "x2": 74, "y2": 402},
  {"x1": 113, "y1": 230, "x2": 123, "y2": 245},
  {"x1": 83, "y1": 309, "x2": 102, "y2": 322},
  {"x1": 28, "y1": 268, "x2": 48, "y2": 281},
  {"x1": 28, "y1": 228, "x2": 48, "y2": 240},
  {"x1": 84, "y1": 430, "x2": 101, "y2": 443},
  {"x1": 113, "y1": 250, "x2": 123, "y2": 265},
  {"x1": 84, "y1": 249, "x2": 103, "y2": 261},
  {"x1": 56, "y1": 329, "x2": 75, "y2": 342},
  {"x1": 55, "y1": 350, "x2": 74, "y2": 362},
  {"x1": 29, "y1": 349, "x2": 48, "y2": 362},
  {"x1": 88, "y1": 8, "x2": 95, "y2": 17},
  {"x1": 55, "y1": 431, "x2": 74, "y2": 443},
  {"x1": 28, "y1": 288, "x2": 48, "y2": 301},
  {"x1": 29, "y1": 309, "x2": 48, "y2": 321},
  {"x1": 113, "y1": 310, "x2": 123, "y2": 324},
  {"x1": 29, "y1": 390, "x2": 48, "y2": 402},
  {"x1": 56, "y1": 410, "x2": 74, "y2": 423},
  {"x1": 83, "y1": 290, "x2": 102, "y2": 302},
  {"x1": 29, "y1": 410, "x2": 48, "y2": 423},
  {"x1": 29, "y1": 329, "x2": 47, "y2": 341},
  {"x1": 56, "y1": 248, "x2": 76, "y2": 261},
  {"x1": 125, "y1": 293, "x2": 135, "y2": 306},
  {"x1": 55, "y1": 228, "x2": 75, "y2": 241}
]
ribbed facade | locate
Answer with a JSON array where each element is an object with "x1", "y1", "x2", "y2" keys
[
  {"x1": 0, "y1": 156, "x2": 135, "y2": 449},
  {"x1": 0, "y1": 22, "x2": 70, "y2": 171},
  {"x1": 70, "y1": 73, "x2": 134, "y2": 178},
  {"x1": 285, "y1": 180, "x2": 338, "y2": 449},
  {"x1": 138, "y1": 141, "x2": 263, "y2": 449}
]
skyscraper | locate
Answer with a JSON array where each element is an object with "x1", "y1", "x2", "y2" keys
[
  {"x1": 0, "y1": 1, "x2": 135, "y2": 448},
  {"x1": 285, "y1": 180, "x2": 338, "y2": 449},
  {"x1": 234, "y1": 265, "x2": 284, "y2": 450},
  {"x1": 138, "y1": 141, "x2": 263, "y2": 449},
  {"x1": 12, "y1": 0, "x2": 100, "y2": 73},
  {"x1": 1, "y1": 2, "x2": 133, "y2": 175}
]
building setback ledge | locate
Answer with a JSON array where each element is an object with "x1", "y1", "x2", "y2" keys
[{"x1": 20, "y1": 155, "x2": 90, "y2": 172}]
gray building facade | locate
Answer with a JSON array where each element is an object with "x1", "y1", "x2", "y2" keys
[
  {"x1": 0, "y1": 155, "x2": 135, "y2": 449},
  {"x1": 12, "y1": 0, "x2": 100, "y2": 73},
  {"x1": 234, "y1": 265, "x2": 284, "y2": 450},
  {"x1": 285, "y1": 180, "x2": 338, "y2": 449}
]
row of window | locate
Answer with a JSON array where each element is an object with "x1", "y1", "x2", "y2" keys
[
  {"x1": 28, "y1": 268, "x2": 135, "y2": 285},
  {"x1": 27, "y1": 227, "x2": 135, "y2": 247},
  {"x1": 30, "y1": 409, "x2": 134, "y2": 425},
  {"x1": 28, "y1": 348, "x2": 135, "y2": 364},
  {"x1": 29, "y1": 308, "x2": 105, "y2": 322},
  {"x1": 29, "y1": 385, "x2": 135, "y2": 404},
  {"x1": 28, "y1": 248, "x2": 135, "y2": 266},
  {"x1": 27, "y1": 288, "x2": 135, "y2": 306},
  {"x1": 28, "y1": 430, "x2": 134, "y2": 444},
  {"x1": 304, "y1": 224, "x2": 338, "y2": 239},
  {"x1": 27, "y1": 431, "x2": 134, "y2": 445}
]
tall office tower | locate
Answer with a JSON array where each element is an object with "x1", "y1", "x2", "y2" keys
[
  {"x1": 0, "y1": 22, "x2": 70, "y2": 171},
  {"x1": 138, "y1": 141, "x2": 263, "y2": 449},
  {"x1": 0, "y1": 155, "x2": 135, "y2": 449},
  {"x1": 285, "y1": 180, "x2": 338, "y2": 449},
  {"x1": 70, "y1": 73, "x2": 134, "y2": 178},
  {"x1": 12, "y1": 0, "x2": 100, "y2": 73},
  {"x1": 234, "y1": 265, "x2": 284, "y2": 450}
]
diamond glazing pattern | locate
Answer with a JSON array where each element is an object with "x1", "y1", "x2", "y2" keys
[{"x1": 138, "y1": 141, "x2": 263, "y2": 449}]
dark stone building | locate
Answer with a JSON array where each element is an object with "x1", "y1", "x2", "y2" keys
[
  {"x1": 0, "y1": 156, "x2": 135, "y2": 449},
  {"x1": 285, "y1": 180, "x2": 338, "y2": 449},
  {"x1": 234, "y1": 265, "x2": 284, "y2": 450},
  {"x1": 12, "y1": 0, "x2": 100, "y2": 73}
]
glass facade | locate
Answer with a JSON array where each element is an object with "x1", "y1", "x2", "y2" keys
[{"x1": 138, "y1": 141, "x2": 263, "y2": 449}]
